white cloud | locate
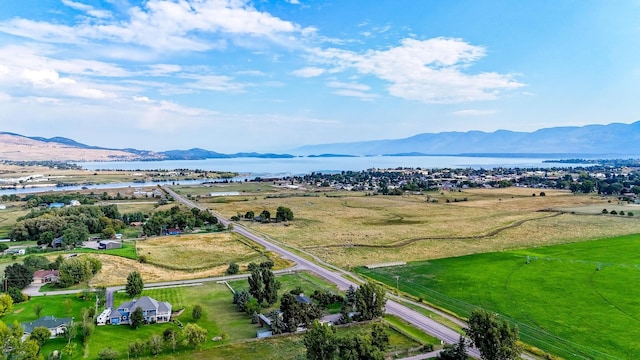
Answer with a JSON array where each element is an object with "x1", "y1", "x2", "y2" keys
[
  {"x1": 452, "y1": 109, "x2": 498, "y2": 116},
  {"x1": 331, "y1": 89, "x2": 378, "y2": 101},
  {"x1": 62, "y1": 0, "x2": 113, "y2": 19},
  {"x1": 0, "y1": 0, "x2": 313, "y2": 53},
  {"x1": 291, "y1": 67, "x2": 326, "y2": 77},
  {"x1": 327, "y1": 81, "x2": 370, "y2": 92},
  {"x1": 310, "y1": 37, "x2": 525, "y2": 103}
]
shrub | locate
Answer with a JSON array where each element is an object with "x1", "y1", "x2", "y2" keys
[
  {"x1": 610, "y1": 210, "x2": 618, "y2": 215},
  {"x1": 602, "y1": 209, "x2": 608, "y2": 214},
  {"x1": 619, "y1": 211, "x2": 625, "y2": 216},
  {"x1": 628, "y1": 212, "x2": 634, "y2": 217},
  {"x1": 226, "y1": 262, "x2": 239, "y2": 275},
  {"x1": 192, "y1": 304, "x2": 203, "y2": 321},
  {"x1": 98, "y1": 348, "x2": 119, "y2": 360}
]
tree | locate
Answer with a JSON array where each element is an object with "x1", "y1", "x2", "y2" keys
[
  {"x1": 244, "y1": 211, "x2": 255, "y2": 219},
  {"x1": 0, "y1": 294, "x2": 12, "y2": 317},
  {"x1": 62, "y1": 224, "x2": 89, "y2": 248},
  {"x1": 247, "y1": 264, "x2": 265, "y2": 304},
  {"x1": 275, "y1": 206, "x2": 294, "y2": 222},
  {"x1": 81, "y1": 309, "x2": 95, "y2": 344},
  {"x1": 247, "y1": 261, "x2": 280, "y2": 306},
  {"x1": 354, "y1": 282, "x2": 386, "y2": 321},
  {"x1": 128, "y1": 340, "x2": 146, "y2": 358},
  {"x1": 370, "y1": 322, "x2": 390, "y2": 351},
  {"x1": 163, "y1": 328, "x2": 178, "y2": 352},
  {"x1": 148, "y1": 334, "x2": 163, "y2": 356},
  {"x1": 33, "y1": 303, "x2": 43, "y2": 318},
  {"x1": 438, "y1": 336, "x2": 469, "y2": 360},
  {"x1": 304, "y1": 320, "x2": 338, "y2": 360},
  {"x1": 262, "y1": 264, "x2": 281, "y2": 306},
  {"x1": 260, "y1": 210, "x2": 271, "y2": 222},
  {"x1": 183, "y1": 323, "x2": 207, "y2": 348},
  {"x1": 7, "y1": 287, "x2": 25, "y2": 304},
  {"x1": 130, "y1": 307, "x2": 145, "y2": 329},
  {"x1": 23, "y1": 255, "x2": 51, "y2": 272},
  {"x1": 126, "y1": 271, "x2": 144, "y2": 298},
  {"x1": 226, "y1": 262, "x2": 239, "y2": 275},
  {"x1": 4, "y1": 263, "x2": 33, "y2": 289},
  {"x1": 465, "y1": 309, "x2": 522, "y2": 360},
  {"x1": 28, "y1": 326, "x2": 51, "y2": 348},
  {"x1": 192, "y1": 304, "x2": 203, "y2": 321}
]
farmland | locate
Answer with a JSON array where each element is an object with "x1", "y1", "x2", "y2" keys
[
  {"x1": 359, "y1": 234, "x2": 640, "y2": 359},
  {"x1": 90, "y1": 233, "x2": 292, "y2": 286},
  {"x1": 206, "y1": 186, "x2": 640, "y2": 267}
]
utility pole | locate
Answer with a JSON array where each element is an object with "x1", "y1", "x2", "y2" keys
[{"x1": 393, "y1": 275, "x2": 400, "y2": 292}]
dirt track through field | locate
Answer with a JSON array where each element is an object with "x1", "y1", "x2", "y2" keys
[{"x1": 303, "y1": 211, "x2": 564, "y2": 249}]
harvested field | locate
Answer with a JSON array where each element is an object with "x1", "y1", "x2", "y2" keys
[
  {"x1": 136, "y1": 233, "x2": 267, "y2": 271},
  {"x1": 206, "y1": 188, "x2": 640, "y2": 267},
  {"x1": 90, "y1": 233, "x2": 292, "y2": 286}
]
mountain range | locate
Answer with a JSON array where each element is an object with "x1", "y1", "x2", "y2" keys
[
  {"x1": 1, "y1": 121, "x2": 639, "y2": 162},
  {"x1": 292, "y1": 121, "x2": 640, "y2": 156}
]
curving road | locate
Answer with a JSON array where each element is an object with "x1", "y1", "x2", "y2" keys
[{"x1": 162, "y1": 186, "x2": 490, "y2": 358}]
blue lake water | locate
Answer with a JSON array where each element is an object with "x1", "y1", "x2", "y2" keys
[
  {"x1": 1, "y1": 156, "x2": 578, "y2": 196},
  {"x1": 77, "y1": 155, "x2": 571, "y2": 176}
]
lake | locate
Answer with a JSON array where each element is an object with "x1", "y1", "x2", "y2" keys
[
  {"x1": 0, "y1": 155, "x2": 579, "y2": 196},
  {"x1": 77, "y1": 155, "x2": 573, "y2": 177}
]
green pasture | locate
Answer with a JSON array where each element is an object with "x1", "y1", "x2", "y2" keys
[{"x1": 358, "y1": 234, "x2": 640, "y2": 359}]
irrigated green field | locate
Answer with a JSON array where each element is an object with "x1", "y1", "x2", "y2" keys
[{"x1": 359, "y1": 234, "x2": 640, "y2": 359}]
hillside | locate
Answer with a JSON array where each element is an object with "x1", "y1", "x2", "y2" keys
[{"x1": 0, "y1": 133, "x2": 158, "y2": 162}]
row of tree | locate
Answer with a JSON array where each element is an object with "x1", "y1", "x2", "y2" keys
[
  {"x1": 304, "y1": 320, "x2": 390, "y2": 360},
  {"x1": 233, "y1": 206, "x2": 294, "y2": 223},
  {"x1": 10, "y1": 204, "x2": 123, "y2": 243},
  {"x1": 142, "y1": 206, "x2": 218, "y2": 236}
]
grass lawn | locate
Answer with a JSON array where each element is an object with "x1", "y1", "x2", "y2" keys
[
  {"x1": 358, "y1": 234, "x2": 640, "y2": 359},
  {"x1": 0, "y1": 206, "x2": 29, "y2": 238},
  {"x1": 76, "y1": 241, "x2": 138, "y2": 260}
]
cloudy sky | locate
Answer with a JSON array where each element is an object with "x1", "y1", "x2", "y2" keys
[{"x1": 0, "y1": 0, "x2": 638, "y2": 152}]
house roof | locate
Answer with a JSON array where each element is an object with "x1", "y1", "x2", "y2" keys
[
  {"x1": 115, "y1": 296, "x2": 172, "y2": 315},
  {"x1": 21, "y1": 316, "x2": 72, "y2": 334},
  {"x1": 33, "y1": 270, "x2": 59, "y2": 278},
  {"x1": 295, "y1": 294, "x2": 312, "y2": 304}
]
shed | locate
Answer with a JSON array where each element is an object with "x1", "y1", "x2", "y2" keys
[{"x1": 99, "y1": 241, "x2": 122, "y2": 250}]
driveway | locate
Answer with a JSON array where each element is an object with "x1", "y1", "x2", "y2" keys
[{"x1": 23, "y1": 282, "x2": 44, "y2": 296}]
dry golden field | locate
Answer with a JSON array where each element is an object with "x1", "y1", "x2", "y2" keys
[
  {"x1": 90, "y1": 233, "x2": 292, "y2": 286},
  {"x1": 206, "y1": 187, "x2": 640, "y2": 267},
  {"x1": 136, "y1": 232, "x2": 268, "y2": 270}
]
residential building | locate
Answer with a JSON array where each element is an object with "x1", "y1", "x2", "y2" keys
[
  {"x1": 21, "y1": 316, "x2": 73, "y2": 338},
  {"x1": 110, "y1": 296, "x2": 172, "y2": 325}
]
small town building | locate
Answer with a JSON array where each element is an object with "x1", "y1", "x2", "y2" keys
[
  {"x1": 48, "y1": 203, "x2": 65, "y2": 209},
  {"x1": 110, "y1": 296, "x2": 172, "y2": 325}
]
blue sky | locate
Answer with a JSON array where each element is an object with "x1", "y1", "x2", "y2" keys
[{"x1": 0, "y1": 0, "x2": 638, "y2": 152}]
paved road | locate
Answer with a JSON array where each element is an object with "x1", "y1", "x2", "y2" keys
[{"x1": 162, "y1": 186, "x2": 488, "y2": 358}]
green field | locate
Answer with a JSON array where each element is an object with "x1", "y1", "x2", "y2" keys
[{"x1": 358, "y1": 234, "x2": 640, "y2": 359}]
